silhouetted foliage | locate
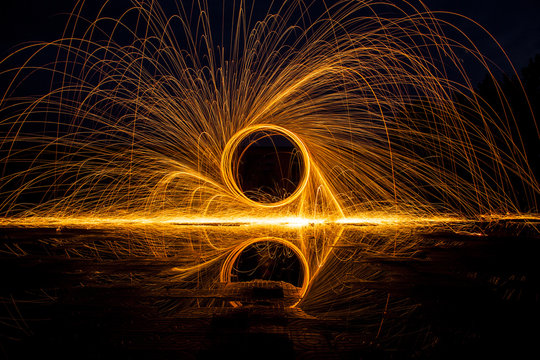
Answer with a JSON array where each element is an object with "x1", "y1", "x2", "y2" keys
[{"x1": 477, "y1": 55, "x2": 540, "y2": 178}]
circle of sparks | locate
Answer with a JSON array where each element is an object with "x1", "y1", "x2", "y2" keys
[
  {"x1": 221, "y1": 125, "x2": 311, "y2": 208},
  {"x1": 220, "y1": 237, "x2": 310, "y2": 307}
]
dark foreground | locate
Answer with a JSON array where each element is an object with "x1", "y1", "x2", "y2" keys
[{"x1": 0, "y1": 220, "x2": 539, "y2": 359}]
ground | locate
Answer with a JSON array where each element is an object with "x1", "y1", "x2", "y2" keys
[{"x1": 0, "y1": 219, "x2": 538, "y2": 359}]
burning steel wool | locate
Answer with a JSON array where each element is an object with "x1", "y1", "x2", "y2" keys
[
  {"x1": 0, "y1": 0, "x2": 537, "y2": 219},
  {"x1": 0, "y1": 0, "x2": 539, "y2": 331},
  {"x1": 0, "y1": 3, "x2": 539, "y2": 358}
]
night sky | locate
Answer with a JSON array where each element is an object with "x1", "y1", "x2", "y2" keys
[
  {"x1": 0, "y1": 0, "x2": 539, "y2": 84},
  {"x1": 428, "y1": 0, "x2": 540, "y2": 72}
]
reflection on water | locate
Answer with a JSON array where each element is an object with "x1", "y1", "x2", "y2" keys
[
  {"x1": 231, "y1": 241, "x2": 304, "y2": 286},
  {"x1": 0, "y1": 220, "x2": 538, "y2": 357}
]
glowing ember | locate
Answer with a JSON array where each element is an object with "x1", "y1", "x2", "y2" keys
[
  {"x1": 0, "y1": 0, "x2": 538, "y2": 313},
  {"x1": 0, "y1": 0, "x2": 537, "y2": 223}
]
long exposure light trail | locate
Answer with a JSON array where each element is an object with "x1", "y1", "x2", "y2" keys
[
  {"x1": 0, "y1": 214, "x2": 474, "y2": 228},
  {"x1": 0, "y1": 0, "x2": 538, "y2": 319},
  {"x1": 1, "y1": 0, "x2": 537, "y2": 223}
]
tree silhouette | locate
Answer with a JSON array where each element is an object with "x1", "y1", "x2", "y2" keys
[{"x1": 477, "y1": 55, "x2": 540, "y2": 178}]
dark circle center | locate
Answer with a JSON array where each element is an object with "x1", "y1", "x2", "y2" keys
[
  {"x1": 233, "y1": 131, "x2": 303, "y2": 203},
  {"x1": 231, "y1": 241, "x2": 304, "y2": 287}
]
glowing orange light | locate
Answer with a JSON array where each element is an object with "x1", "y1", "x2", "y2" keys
[
  {"x1": 0, "y1": 0, "x2": 537, "y2": 259},
  {"x1": 221, "y1": 124, "x2": 311, "y2": 208},
  {"x1": 220, "y1": 237, "x2": 310, "y2": 307}
]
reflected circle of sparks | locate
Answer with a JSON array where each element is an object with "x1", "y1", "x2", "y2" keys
[
  {"x1": 220, "y1": 124, "x2": 311, "y2": 208},
  {"x1": 220, "y1": 237, "x2": 310, "y2": 307}
]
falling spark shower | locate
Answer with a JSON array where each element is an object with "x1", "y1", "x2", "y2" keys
[{"x1": 0, "y1": 1, "x2": 538, "y2": 317}]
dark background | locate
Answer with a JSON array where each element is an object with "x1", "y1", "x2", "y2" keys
[{"x1": 1, "y1": 0, "x2": 539, "y2": 81}]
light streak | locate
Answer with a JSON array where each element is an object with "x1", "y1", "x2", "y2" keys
[
  {"x1": 0, "y1": 214, "x2": 479, "y2": 228},
  {"x1": 0, "y1": 0, "x2": 538, "y2": 310},
  {"x1": 0, "y1": 0, "x2": 537, "y2": 222},
  {"x1": 221, "y1": 124, "x2": 311, "y2": 208},
  {"x1": 220, "y1": 237, "x2": 310, "y2": 307}
]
